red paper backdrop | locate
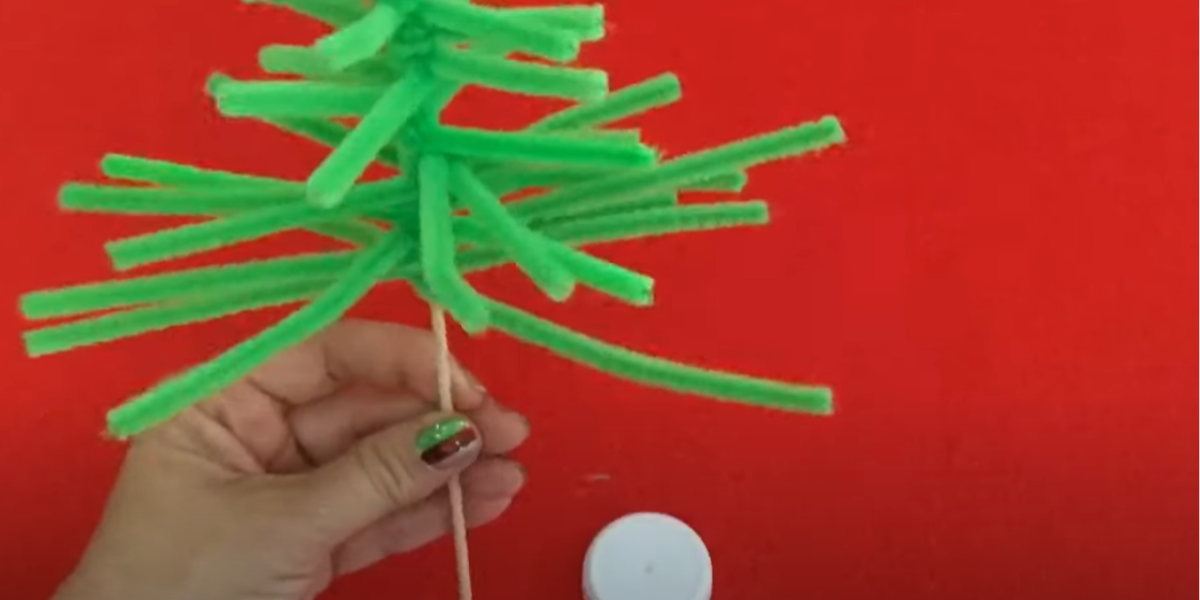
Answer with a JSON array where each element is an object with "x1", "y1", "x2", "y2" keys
[{"x1": 0, "y1": 0, "x2": 1195, "y2": 598}]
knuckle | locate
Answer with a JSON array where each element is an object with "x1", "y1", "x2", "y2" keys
[{"x1": 352, "y1": 436, "x2": 419, "y2": 507}]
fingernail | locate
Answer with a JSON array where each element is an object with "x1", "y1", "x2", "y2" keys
[{"x1": 416, "y1": 416, "x2": 480, "y2": 469}]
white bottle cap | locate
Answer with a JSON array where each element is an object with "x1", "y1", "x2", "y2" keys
[{"x1": 583, "y1": 512, "x2": 713, "y2": 600}]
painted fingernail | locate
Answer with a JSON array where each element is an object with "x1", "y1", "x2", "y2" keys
[{"x1": 416, "y1": 416, "x2": 480, "y2": 469}]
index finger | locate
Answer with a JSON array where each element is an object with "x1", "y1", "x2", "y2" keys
[{"x1": 244, "y1": 319, "x2": 487, "y2": 410}]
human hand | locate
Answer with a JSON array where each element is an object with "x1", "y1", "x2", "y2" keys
[{"x1": 52, "y1": 319, "x2": 531, "y2": 600}]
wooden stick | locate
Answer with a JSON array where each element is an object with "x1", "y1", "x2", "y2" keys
[{"x1": 431, "y1": 305, "x2": 473, "y2": 600}]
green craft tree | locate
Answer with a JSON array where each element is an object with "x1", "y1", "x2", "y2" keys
[{"x1": 19, "y1": 0, "x2": 846, "y2": 438}]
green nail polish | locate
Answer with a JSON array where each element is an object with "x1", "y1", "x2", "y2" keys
[{"x1": 417, "y1": 416, "x2": 478, "y2": 467}]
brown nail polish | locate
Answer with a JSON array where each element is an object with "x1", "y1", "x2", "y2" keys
[{"x1": 416, "y1": 416, "x2": 480, "y2": 468}]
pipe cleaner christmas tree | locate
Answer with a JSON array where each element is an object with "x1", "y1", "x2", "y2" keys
[{"x1": 18, "y1": 0, "x2": 845, "y2": 440}]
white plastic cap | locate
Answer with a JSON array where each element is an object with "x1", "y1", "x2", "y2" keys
[{"x1": 583, "y1": 512, "x2": 713, "y2": 600}]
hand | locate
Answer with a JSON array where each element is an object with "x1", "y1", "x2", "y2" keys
[{"x1": 53, "y1": 319, "x2": 531, "y2": 600}]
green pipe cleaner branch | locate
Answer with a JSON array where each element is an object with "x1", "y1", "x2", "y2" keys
[{"x1": 19, "y1": 0, "x2": 846, "y2": 438}]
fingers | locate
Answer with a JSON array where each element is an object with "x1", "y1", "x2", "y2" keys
[
  {"x1": 458, "y1": 456, "x2": 527, "y2": 497},
  {"x1": 333, "y1": 458, "x2": 526, "y2": 574},
  {"x1": 286, "y1": 390, "x2": 430, "y2": 464},
  {"x1": 299, "y1": 411, "x2": 484, "y2": 538},
  {"x1": 288, "y1": 390, "x2": 531, "y2": 463},
  {"x1": 244, "y1": 319, "x2": 486, "y2": 410},
  {"x1": 465, "y1": 395, "x2": 531, "y2": 455}
]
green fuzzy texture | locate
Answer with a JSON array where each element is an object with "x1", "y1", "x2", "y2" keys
[
  {"x1": 548, "y1": 244, "x2": 654, "y2": 306},
  {"x1": 418, "y1": 155, "x2": 490, "y2": 332},
  {"x1": 447, "y1": 161, "x2": 576, "y2": 300},
  {"x1": 104, "y1": 205, "x2": 330, "y2": 270},
  {"x1": 531, "y1": 73, "x2": 681, "y2": 131},
  {"x1": 103, "y1": 189, "x2": 398, "y2": 270},
  {"x1": 314, "y1": 3, "x2": 408, "y2": 71},
  {"x1": 90, "y1": 156, "x2": 388, "y2": 247},
  {"x1": 100, "y1": 154, "x2": 292, "y2": 188},
  {"x1": 106, "y1": 230, "x2": 408, "y2": 438},
  {"x1": 479, "y1": 166, "x2": 738, "y2": 198},
  {"x1": 307, "y1": 218, "x2": 387, "y2": 247},
  {"x1": 487, "y1": 299, "x2": 832, "y2": 414},
  {"x1": 422, "y1": 126, "x2": 655, "y2": 168},
  {"x1": 258, "y1": 45, "x2": 402, "y2": 82},
  {"x1": 420, "y1": 0, "x2": 580, "y2": 62},
  {"x1": 306, "y1": 73, "x2": 436, "y2": 207},
  {"x1": 60, "y1": 184, "x2": 300, "y2": 215},
  {"x1": 21, "y1": 0, "x2": 847, "y2": 438},
  {"x1": 429, "y1": 48, "x2": 607, "y2": 101},
  {"x1": 539, "y1": 201, "x2": 771, "y2": 244},
  {"x1": 21, "y1": 253, "x2": 348, "y2": 322},
  {"x1": 692, "y1": 171, "x2": 748, "y2": 193},
  {"x1": 454, "y1": 217, "x2": 654, "y2": 306},
  {"x1": 270, "y1": 115, "x2": 361, "y2": 154},
  {"x1": 21, "y1": 202, "x2": 769, "y2": 327},
  {"x1": 511, "y1": 116, "x2": 846, "y2": 221},
  {"x1": 22, "y1": 201, "x2": 777, "y2": 357},
  {"x1": 24, "y1": 278, "x2": 322, "y2": 358},
  {"x1": 215, "y1": 81, "x2": 389, "y2": 118},
  {"x1": 259, "y1": 45, "x2": 335, "y2": 78}
]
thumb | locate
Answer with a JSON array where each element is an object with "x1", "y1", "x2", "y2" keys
[{"x1": 301, "y1": 411, "x2": 482, "y2": 538}]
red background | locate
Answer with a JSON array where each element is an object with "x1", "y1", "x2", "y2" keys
[{"x1": 0, "y1": 0, "x2": 1195, "y2": 598}]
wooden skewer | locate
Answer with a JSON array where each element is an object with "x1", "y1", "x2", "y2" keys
[{"x1": 431, "y1": 305, "x2": 473, "y2": 600}]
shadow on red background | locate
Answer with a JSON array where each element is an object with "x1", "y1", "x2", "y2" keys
[{"x1": 0, "y1": 0, "x2": 1195, "y2": 598}]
